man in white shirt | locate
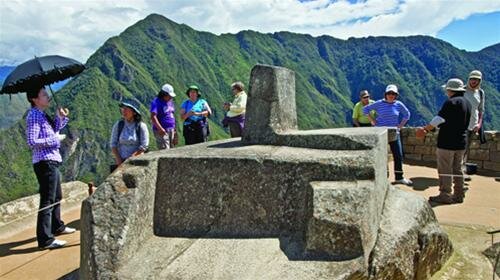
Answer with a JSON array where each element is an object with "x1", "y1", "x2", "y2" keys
[{"x1": 463, "y1": 70, "x2": 485, "y2": 181}]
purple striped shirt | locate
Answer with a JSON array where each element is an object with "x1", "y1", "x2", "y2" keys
[{"x1": 26, "y1": 107, "x2": 69, "y2": 164}]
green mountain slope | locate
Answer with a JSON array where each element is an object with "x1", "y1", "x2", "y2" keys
[
  {"x1": 0, "y1": 67, "x2": 30, "y2": 130},
  {"x1": 0, "y1": 14, "x2": 498, "y2": 203},
  {"x1": 0, "y1": 94, "x2": 29, "y2": 130}
]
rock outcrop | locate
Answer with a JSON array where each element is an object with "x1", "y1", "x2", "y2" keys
[
  {"x1": 483, "y1": 241, "x2": 500, "y2": 278},
  {"x1": 81, "y1": 64, "x2": 452, "y2": 279}
]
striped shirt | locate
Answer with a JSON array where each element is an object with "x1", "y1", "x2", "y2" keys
[
  {"x1": 363, "y1": 100, "x2": 410, "y2": 127},
  {"x1": 26, "y1": 107, "x2": 69, "y2": 164}
]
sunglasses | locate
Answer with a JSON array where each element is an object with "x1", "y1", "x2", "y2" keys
[
  {"x1": 386, "y1": 92, "x2": 397, "y2": 96},
  {"x1": 362, "y1": 96, "x2": 370, "y2": 99}
]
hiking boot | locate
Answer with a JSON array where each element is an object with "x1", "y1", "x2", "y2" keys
[
  {"x1": 452, "y1": 195, "x2": 464, "y2": 203},
  {"x1": 42, "y1": 239, "x2": 67, "y2": 249},
  {"x1": 429, "y1": 193, "x2": 454, "y2": 204}
]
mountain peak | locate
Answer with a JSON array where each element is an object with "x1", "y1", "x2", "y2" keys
[{"x1": 142, "y1": 13, "x2": 178, "y2": 26}]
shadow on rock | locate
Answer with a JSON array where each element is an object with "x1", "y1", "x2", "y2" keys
[
  {"x1": 278, "y1": 235, "x2": 362, "y2": 262},
  {"x1": 0, "y1": 237, "x2": 37, "y2": 256},
  {"x1": 410, "y1": 177, "x2": 439, "y2": 191},
  {"x1": 483, "y1": 241, "x2": 500, "y2": 278},
  {"x1": 65, "y1": 219, "x2": 81, "y2": 232},
  {"x1": 207, "y1": 140, "x2": 246, "y2": 149},
  {"x1": 58, "y1": 268, "x2": 79, "y2": 280}
]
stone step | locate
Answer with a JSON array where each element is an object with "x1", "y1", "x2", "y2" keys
[
  {"x1": 305, "y1": 180, "x2": 383, "y2": 266},
  {"x1": 116, "y1": 235, "x2": 366, "y2": 280}
]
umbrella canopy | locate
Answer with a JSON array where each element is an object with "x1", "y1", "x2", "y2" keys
[{"x1": 0, "y1": 55, "x2": 85, "y2": 94}]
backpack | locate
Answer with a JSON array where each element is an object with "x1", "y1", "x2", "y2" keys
[
  {"x1": 478, "y1": 88, "x2": 486, "y2": 144},
  {"x1": 117, "y1": 120, "x2": 146, "y2": 149},
  {"x1": 476, "y1": 88, "x2": 485, "y2": 126}
]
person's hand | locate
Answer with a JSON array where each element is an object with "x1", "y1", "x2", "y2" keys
[
  {"x1": 370, "y1": 120, "x2": 376, "y2": 126},
  {"x1": 115, "y1": 158, "x2": 123, "y2": 166},
  {"x1": 158, "y1": 128, "x2": 167, "y2": 136},
  {"x1": 223, "y1": 102, "x2": 231, "y2": 111},
  {"x1": 132, "y1": 150, "x2": 145, "y2": 157},
  {"x1": 57, "y1": 107, "x2": 69, "y2": 118},
  {"x1": 416, "y1": 127, "x2": 427, "y2": 139},
  {"x1": 472, "y1": 124, "x2": 480, "y2": 133}
]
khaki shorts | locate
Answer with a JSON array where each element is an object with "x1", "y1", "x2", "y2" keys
[{"x1": 154, "y1": 129, "x2": 175, "y2": 149}]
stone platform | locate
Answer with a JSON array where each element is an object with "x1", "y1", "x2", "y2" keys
[
  {"x1": 2, "y1": 163, "x2": 498, "y2": 279},
  {"x1": 80, "y1": 65, "x2": 453, "y2": 279}
]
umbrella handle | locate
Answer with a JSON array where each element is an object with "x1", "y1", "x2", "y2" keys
[{"x1": 47, "y1": 85, "x2": 59, "y2": 107}]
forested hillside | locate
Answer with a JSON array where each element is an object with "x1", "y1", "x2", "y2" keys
[{"x1": 0, "y1": 14, "x2": 498, "y2": 203}]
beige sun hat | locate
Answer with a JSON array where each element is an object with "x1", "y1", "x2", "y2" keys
[
  {"x1": 468, "y1": 70, "x2": 482, "y2": 80},
  {"x1": 443, "y1": 78, "x2": 466, "y2": 92}
]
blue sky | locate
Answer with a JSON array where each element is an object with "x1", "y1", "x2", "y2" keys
[
  {"x1": 437, "y1": 11, "x2": 500, "y2": 51},
  {"x1": 0, "y1": 0, "x2": 499, "y2": 65}
]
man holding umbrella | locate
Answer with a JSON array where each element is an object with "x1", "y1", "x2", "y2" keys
[{"x1": 26, "y1": 86, "x2": 75, "y2": 249}]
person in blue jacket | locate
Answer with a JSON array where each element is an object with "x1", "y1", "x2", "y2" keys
[{"x1": 180, "y1": 85, "x2": 212, "y2": 145}]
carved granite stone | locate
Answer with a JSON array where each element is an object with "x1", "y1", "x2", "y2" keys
[{"x1": 81, "y1": 64, "x2": 452, "y2": 280}]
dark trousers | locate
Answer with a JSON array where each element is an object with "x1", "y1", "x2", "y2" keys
[
  {"x1": 183, "y1": 122, "x2": 208, "y2": 145},
  {"x1": 389, "y1": 135, "x2": 404, "y2": 180},
  {"x1": 33, "y1": 160, "x2": 65, "y2": 247},
  {"x1": 228, "y1": 122, "x2": 242, "y2": 137},
  {"x1": 353, "y1": 122, "x2": 373, "y2": 127}
]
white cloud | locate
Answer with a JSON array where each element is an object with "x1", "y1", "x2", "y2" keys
[
  {"x1": 1, "y1": 0, "x2": 499, "y2": 65},
  {"x1": 0, "y1": 0, "x2": 147, "y2": 65}
]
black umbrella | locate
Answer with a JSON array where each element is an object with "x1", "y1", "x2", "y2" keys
[{"x1": 0, "y1": 55, "x2": 85, "y2": 95}]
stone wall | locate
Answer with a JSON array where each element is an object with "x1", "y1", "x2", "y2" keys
[
  {"x1": 401, "y1": 128, "x2": 500, "y2": 172},
  {"x1": 0, "y1": 181, "x2": 87, "y2": 238}
]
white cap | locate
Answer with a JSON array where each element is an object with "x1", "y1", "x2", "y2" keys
[
  {"x1": 385, "y1": 84, "x2": 398, "y2": 94},
  {"x1": 161, "y1": 83, "x2": 176, "y2": 97}
]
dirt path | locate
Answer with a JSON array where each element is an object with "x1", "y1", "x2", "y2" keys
[
  {"x1": 0, "y1": 164, "x2": 498, "y2": 279},
  {"x1": 0, "y1": 206, "x2": 81, "y2": 280},
  {"x1": 390, "y1": 163, "x2": 500, "y2": 228}
]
